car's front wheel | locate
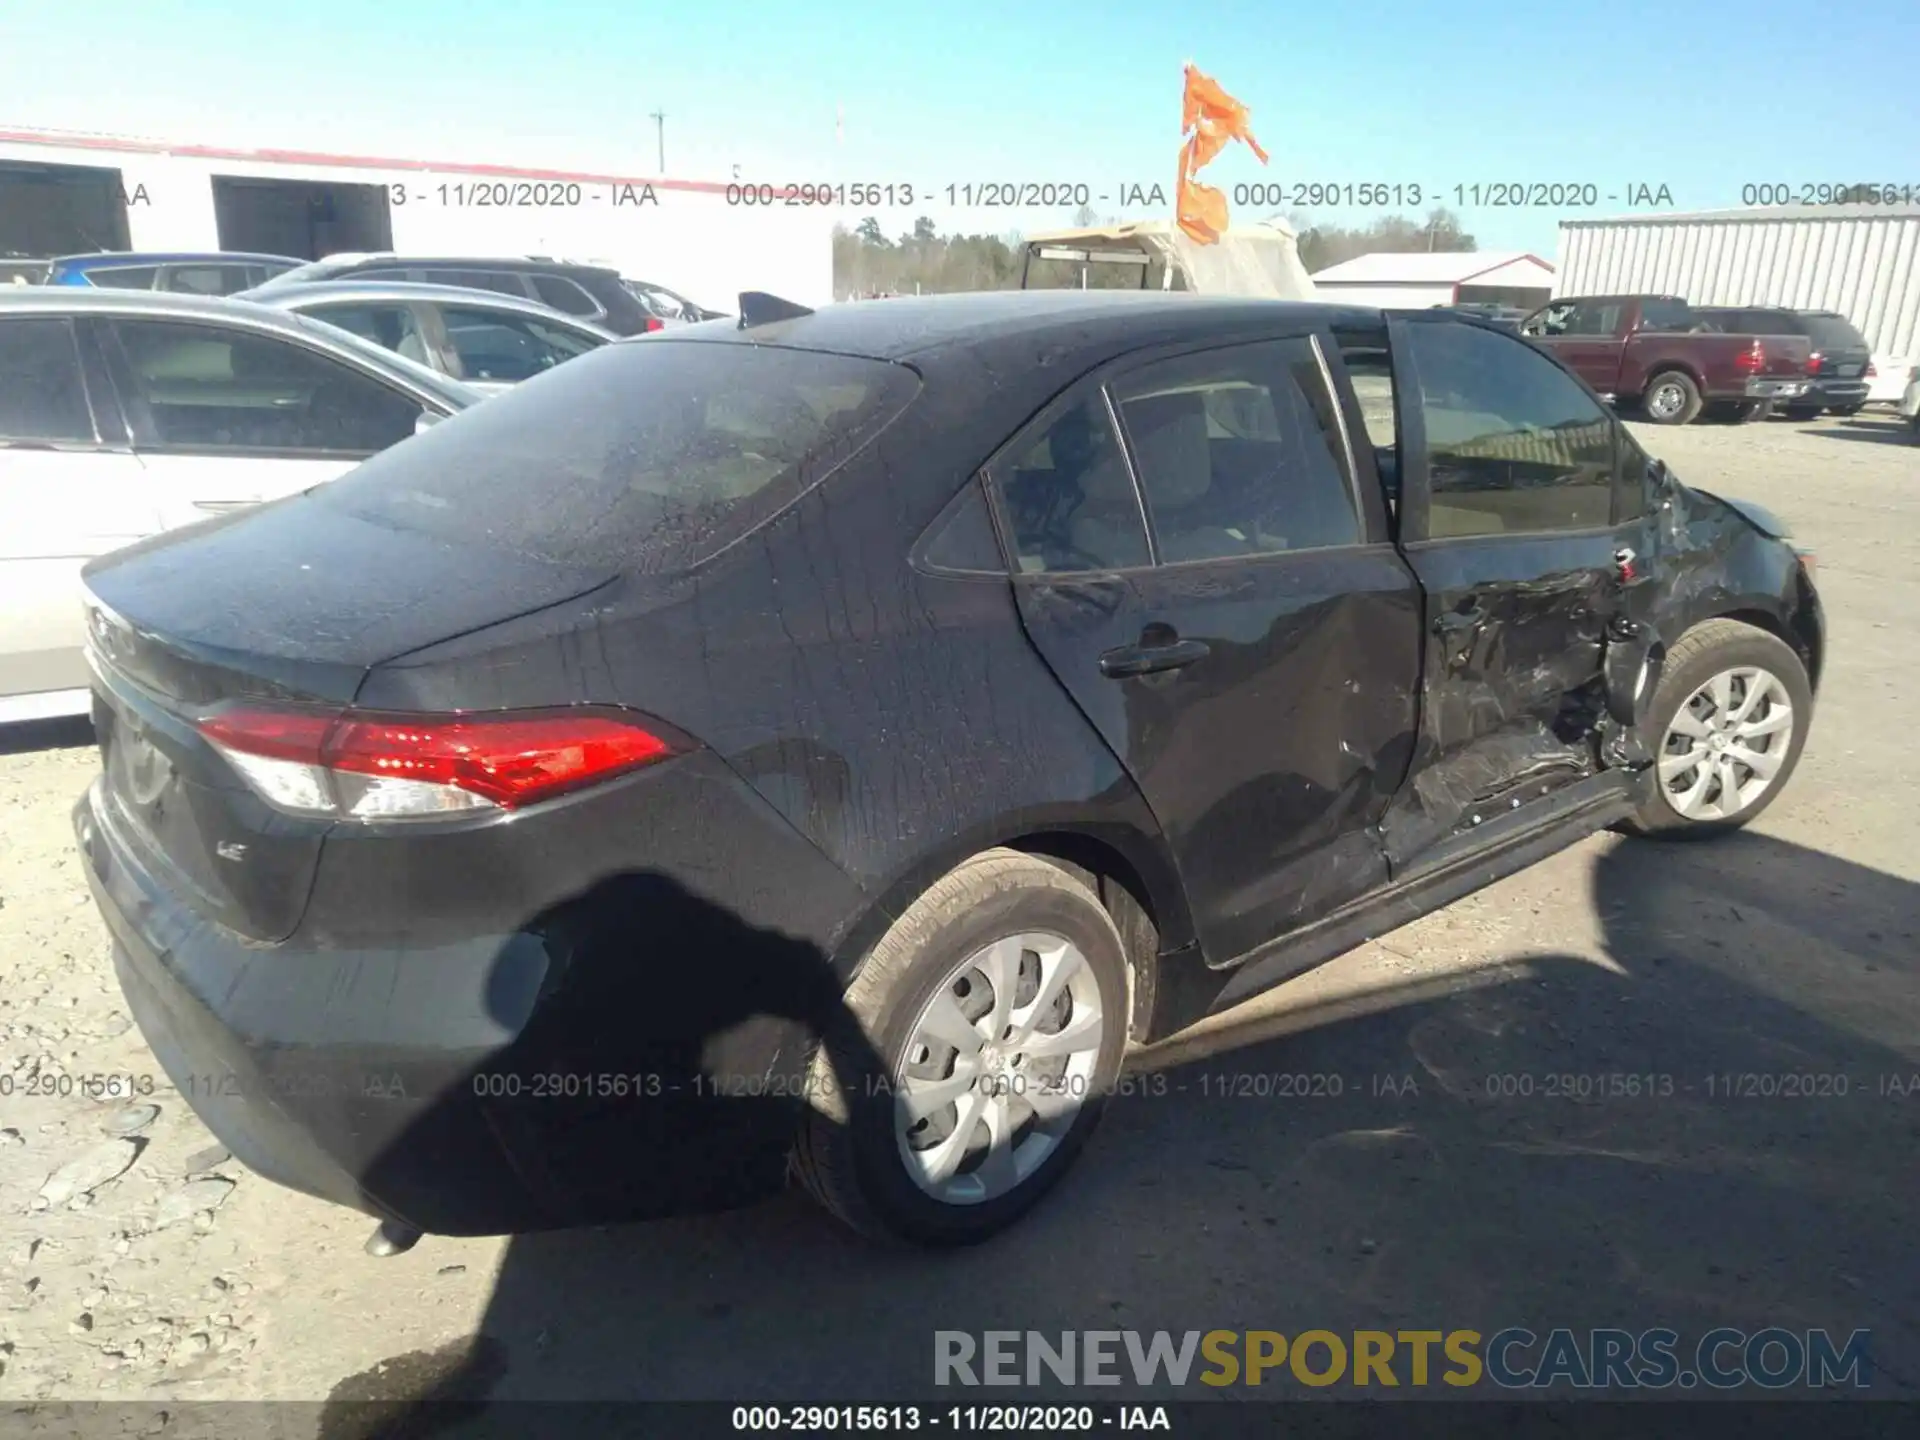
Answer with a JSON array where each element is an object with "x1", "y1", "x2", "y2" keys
[
  {"x1": 794, "y1": 849, "x2": 1130, "y2": 1245},
  {"x1": 1622, "y1": 618, "x2": 1812, "y2": 838}
]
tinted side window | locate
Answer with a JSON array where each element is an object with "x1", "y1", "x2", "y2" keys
[
  {"x1": 530, "y1": 274, "x2": 603, "y2": 317},
  {"x1": 0, "y1": 318, "x2": 95, "y2": 443},
  {"x1": 995, "y1": 395, "x2": 1149, "y2": 573},
  {"x1": 423, "y1": 268, "x2": 532, "y2": 298},
  {"x1": 1636, "y1": 298, "x2": 1695, "y2": 332},
  {"x1": 304, "y1": 303, "x2": 435, "y2": 367},
  {"x1": 1407, "y1": 321, "x2": 1615, "y2": 538},
  {"x1": 437, "y1": 306, "x2": 596, "y2": 382},
  {"x1": 1111, "y1": 339, "x2": 1359, "y2": 562},
  {"x1": 1566, "y1": 301, "x2": 1623, "y2": 337},
  {"x1": 163, "y1": 264, "x2": 259, "y2": 296},
  {"x1": 110, "y1": 320, "x2": 421, "y2": 455},
  {"x1": 83, "y1": 266, "x2": 160, "y2": 290}
]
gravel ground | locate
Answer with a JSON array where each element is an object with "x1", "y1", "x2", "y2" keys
[{"x1": 0, "y1": 409, "x2": 1915, "y2": 1423}]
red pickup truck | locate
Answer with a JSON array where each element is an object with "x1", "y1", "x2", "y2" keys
[{"x1": 1518, "y1": 294, "x2": 1814, "y2": 425}]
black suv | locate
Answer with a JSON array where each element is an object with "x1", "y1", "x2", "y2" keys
[
  {"x1": 251, "y1": 254, "x2": 659, "y2": 336},
  {"x1": 1696, "y1": 306, "x2": 1873, "y2": 418}
]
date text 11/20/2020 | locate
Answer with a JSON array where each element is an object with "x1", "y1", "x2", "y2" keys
[{"x1": 722, "y1": 181, "x2": 1680, "y2": 209}]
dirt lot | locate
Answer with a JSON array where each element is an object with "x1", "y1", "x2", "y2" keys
[{"x1": 1, "y1": 410, "x2": 1916, "y2": 1421}]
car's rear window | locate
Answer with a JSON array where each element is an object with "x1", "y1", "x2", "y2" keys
[
  {"x1": 315, "y1": 339, "x2": 921, "y2": 571},
  {"x1": 1800, "y1": 314, "x2": 1868, "y2": 351}
]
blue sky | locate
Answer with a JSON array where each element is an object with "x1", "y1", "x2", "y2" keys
[{"x1": 4, "y1": 0, "x2": 1918, "y2": 260}]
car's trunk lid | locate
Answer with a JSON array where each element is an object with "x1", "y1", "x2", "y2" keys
[{"x1": 80, "y1": 494, "x2": 620, "y2": 943}]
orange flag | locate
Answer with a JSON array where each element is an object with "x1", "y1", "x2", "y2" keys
[{"x1": 1176, "y1": 64, "x2": 1268, "y2": 245}]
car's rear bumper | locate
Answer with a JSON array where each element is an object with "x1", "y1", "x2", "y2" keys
[
  {"x1": 1804, "y1": 378, "x2": 1870, "y2": 408},
  {"x1": 1742, "y1": 377, "x2": 1812, "y2": 400},
  {"x1": 75, "y1": 750, "x2": 874, "y2": 1236}
]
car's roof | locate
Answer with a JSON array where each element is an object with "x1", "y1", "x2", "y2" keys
[
  {"x1": 0, "y1": 284, "x2": 324, "y2": 329},
  {"x1": 49, "y1": 251, "x2": 302, "y2": 268},
  {"x1": 670, "y1": 290, "x2": 1388, "y2": 367},
  {"x1": 318, "y1": 253, "x2": 620, "y2": 277},
  {"x1": 242, "y1": 278, "x2": 615, "y2": 327}
]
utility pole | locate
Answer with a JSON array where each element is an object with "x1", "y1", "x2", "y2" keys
[{"x1": 650, "y1": 111, "x2": 666, "y2": 174}]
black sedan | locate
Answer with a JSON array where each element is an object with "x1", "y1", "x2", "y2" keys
[{"x1": 73, "y1": 291, "x2": 1825, "y2": 1249}]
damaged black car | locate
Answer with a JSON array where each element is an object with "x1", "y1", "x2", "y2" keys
[{"x1": 73, "y1": 290, "x2": 1824, "y2": 1250}]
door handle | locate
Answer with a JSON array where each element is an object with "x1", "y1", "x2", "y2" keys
[
  {"x1": 1432, "y1": 602, "x2": 1486, "y2": 636},
  {"x1": 1098, "y1": 637, "x2": 1210, "y2": 678}
]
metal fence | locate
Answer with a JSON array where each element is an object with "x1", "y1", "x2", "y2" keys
[{"x1": 1555, "y1": 206, "x2": 1920, "y2": 358}]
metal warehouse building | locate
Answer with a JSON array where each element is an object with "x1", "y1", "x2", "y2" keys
[
  {"x1": 0, "y1": 126, "x2": 834, "y2": 308},
  {"x1": 1555, "y1": 205, "x2": 1920, "y2": 363}
]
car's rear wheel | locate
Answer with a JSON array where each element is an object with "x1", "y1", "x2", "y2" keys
[
  {"x1": 794, "y1": 849, "x2": 1129, "y2": 1245},
  {"x1": 1622, "y1": 619, "x2": 1812, "y2": 838},
  {"x1": 1830, "y1": 404, "x2": 1864, "y2": 417},
  {"x1": 1780, "y1": 403, "x2": 1823, "y2": 422},
  {"x1": 1642, "y1": 370, "x2": 1703, "y2": 425}
]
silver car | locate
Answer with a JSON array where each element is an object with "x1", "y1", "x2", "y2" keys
[
  {"x1": 239, "y1": 280, "x2": 616, "y2": 394},
  {"x1": 0, "y1": 288, "x2": 480, "y2": 724}
]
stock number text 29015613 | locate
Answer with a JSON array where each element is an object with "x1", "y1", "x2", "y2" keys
[{"x1": 1741, "y1": 182, "x2": 1917, "y2": 206}]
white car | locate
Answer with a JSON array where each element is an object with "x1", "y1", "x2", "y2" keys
[
  {"x1": 1901, "y1": 364, "x2": 1920, "y2": 440},
  {"x1": 0, "y1": 288, "x2": 480, "y2": 724},
  {"x1": 1868, "y1": 353, "x2": 1915, "y2": 407}
]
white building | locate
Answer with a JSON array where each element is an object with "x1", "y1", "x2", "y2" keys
[
  {"x1": 0, "y1": 125, "x2": 834, "y2": 309},
  {"x1": 1555, "y1": 204, "x2": 1920, "y2": 361},
  {"x1": 1307, "y1": 250, "x2": 1556, "y2": 310}
]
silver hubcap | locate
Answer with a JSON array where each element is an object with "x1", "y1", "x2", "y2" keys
[
  {"x1": 1657, "y1": 666, "x2": 1794, "y2": 821},
  {"x1": 1650, "y1": 383, "x2": 1684, "y2": 418},
  {"x1": 895, "y1": 931, "x2": 1105, "y2": 1205}
]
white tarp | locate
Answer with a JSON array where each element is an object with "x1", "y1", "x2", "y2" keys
[{"x1": 1023, "y1": 218, "x2": 1317, "y2": 301}]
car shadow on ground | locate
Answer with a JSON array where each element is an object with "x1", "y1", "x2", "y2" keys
[
  {"x1": 315, "y1": 830, "x2": 1920, "y2": 1436},
  {"x1": 1781, "y1": 417, "x2": 1914, "y2": 446}
]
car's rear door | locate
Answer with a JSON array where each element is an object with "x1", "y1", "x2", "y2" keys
[
  {"x1": 988, "y1": 328, "x2": 1422, "y2": 966},
  {"x1": 0, "y1": 315, "x2": 158, "y2": 705},
  {"x1": 1375, "y1": 311, "x2": 1641, "y2": 865},
  {"x1": 97, "y1": 316, "x2": 428, "y2": 527}
]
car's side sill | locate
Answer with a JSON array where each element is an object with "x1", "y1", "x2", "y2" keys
[{"x1": 1143, "y1": 770, "x2": 1641, "y2": 1037}]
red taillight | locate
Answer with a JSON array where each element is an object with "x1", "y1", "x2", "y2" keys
[
  {"x1": 1733, "y1": 339, "x2": 1764, "y2": 375},
  {"x1": 1866, "y1": 361, "x2": 1877, "y2": 378},
  {"x1": 1805, "y1": 351, "x2": 1824, "y2": 376},
  {"x1": 643, "y1": 316, "x2": 664, "y2": 332},
  {"x1": 1793, "y1": 546, "x2": 1817, "y2": 580},
  {"x1": 197, "y1": 706, "x2": 680, "y2": 819}
]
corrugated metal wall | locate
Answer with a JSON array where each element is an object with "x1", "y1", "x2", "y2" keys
[{"x1": 1555, "y1": 206, "x2": 1920, "y2": 358}]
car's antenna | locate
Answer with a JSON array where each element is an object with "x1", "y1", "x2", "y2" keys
[{"x1": 738, "y1": 292, "x2": 815, "y2": 328}]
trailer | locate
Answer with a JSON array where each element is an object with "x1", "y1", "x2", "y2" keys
[{"x1": 1017, "y1": 217, "x2": 1317, "y2": 300}]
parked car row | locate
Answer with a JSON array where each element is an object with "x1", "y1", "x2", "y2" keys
[
  {"x1": 1519, "y1": 294, "x2": 1891, "y2": 426},
  {"x1": 48, "y1": 288, "x2": 1826, "y2": 1252}
]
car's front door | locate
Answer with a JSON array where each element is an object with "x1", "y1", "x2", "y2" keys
[
  {"x1": 0, "y1": 316, "x2": 158, "y2": 708},
  {"x1": 989, "y1": 331, "x2": 1422, "y2": 966},
  {"x1": 1376, "y1": 311, "x2": 1641, "y2": 865},
  {"x1": 94, "y1": 317, "x2": 428, "y2": 529}
]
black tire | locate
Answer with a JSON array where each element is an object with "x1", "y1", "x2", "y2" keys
[
  {"x1": 1641, "y1": 370, "x2": 1703, "y2": 425},
  {"x1": 1829, "y1": 404, "x2": 1864, "y2": 417},
  {"x1": 1702, "y1": 399, "x2": 1769, "y2": 424},
  {"x1": 1620, "y1": 618, "x2": 1813, "y2": 839},
  {"x1": 793, "y1": 848, "x2": 1130, "y2": 1245},
  {"x1": 1780, "y1": 403, "x2": 1822, "y2": 422},
  {"x1": 1737, "y1": 399, "x2": 1773, "y2": 423}
]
